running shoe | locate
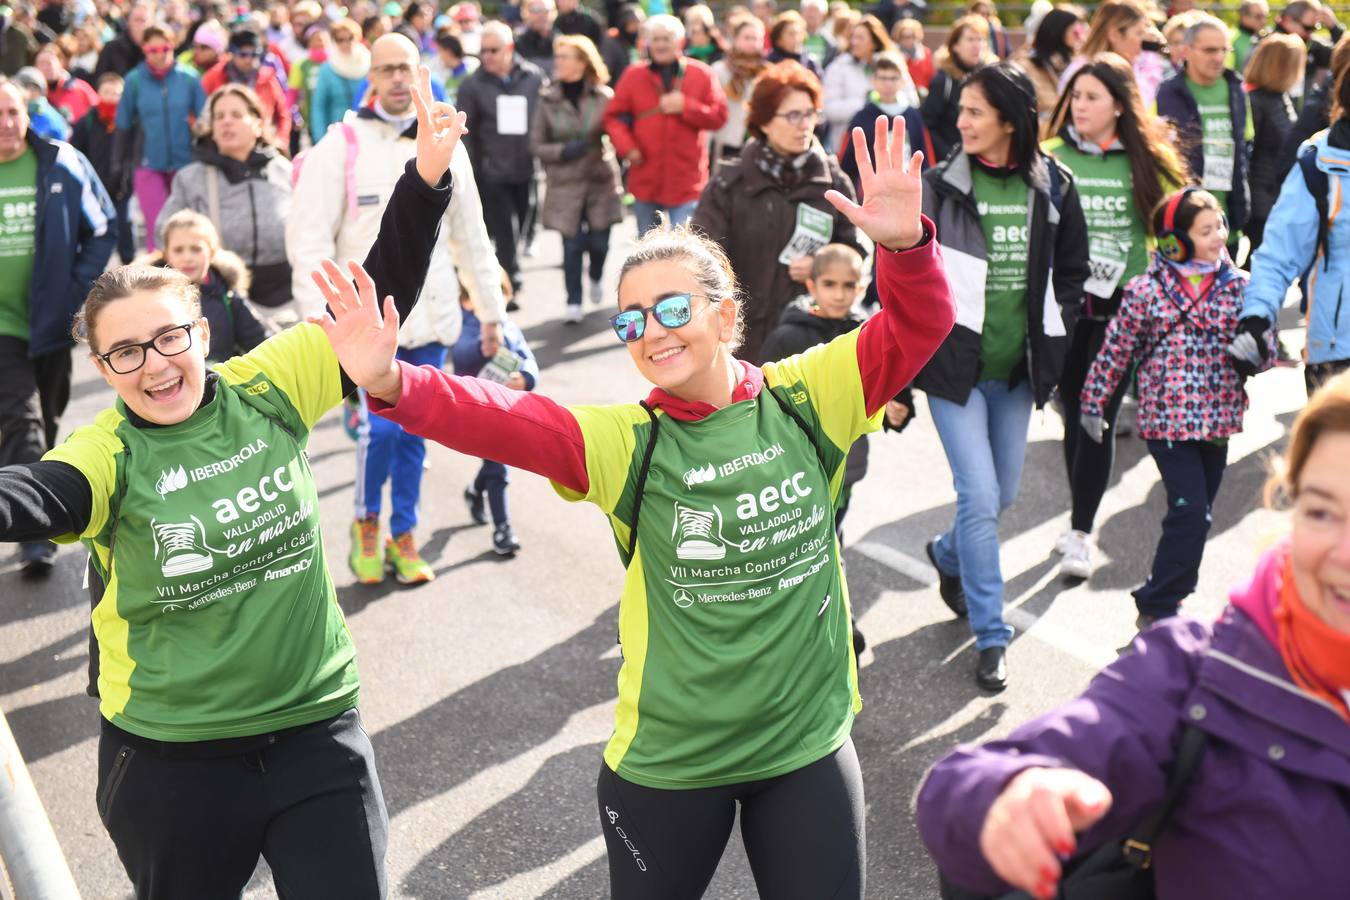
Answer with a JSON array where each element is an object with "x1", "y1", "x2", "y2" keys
[
  {"x1": 464, "y1": 486, "x2": 488, "y2": 526},
  {"x1": 386, "y1": 532, "x2": 435, "y2": 584},
  {"x1": 1052, "y1": 528, "x2": 1074, "y2": 555},
  {"x1": 493, "y1": 523, "x2": 521, "y2": 556},
  {"x1": 349, "y1": 517, "x2": 385, "y2": 584},
  {"x1": 564, "y1": 304, "x2": 585, "y2": 324},
  {"x1": 1058, "y1": 530, "x2": 1093, "y2": 580}
]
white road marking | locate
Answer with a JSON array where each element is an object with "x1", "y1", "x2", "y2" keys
[{"x1": 851, "y1": 541, "x2": 936, "y2": 586}]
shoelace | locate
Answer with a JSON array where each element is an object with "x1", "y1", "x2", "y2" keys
[
  {"x1": 675, "y1": 505, "x2": 715, "y2": 539},
  {"x1": 358, "y1": 520, "x2": 380, "y2": 556},
  {"x1": 393, "y1": 533, "x2": 421, "y2": 562},
  {"x1": 154, "y1": 521, "x2": 200, "y2": 554}
]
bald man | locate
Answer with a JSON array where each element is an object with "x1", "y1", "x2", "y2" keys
[{"x1": 288, "y1": 34, "x2": 507, "y2": 585}]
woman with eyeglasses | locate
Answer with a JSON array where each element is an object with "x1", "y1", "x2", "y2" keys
[
  {"x1": 691, "y1": 60, "x2": 866, "y2": 363},
  {"x1": 312, "y1": 115, "x2": 954, "y2": 900},
  {"x1": 110, "y1": 22, "x2": 206, "y2": 252},
  {"x1": 0, "y1": 72, "x2": 462, "y2": 900},
  {"x1": 311, "y1": 18, "x2": 372, "y2": 139}
]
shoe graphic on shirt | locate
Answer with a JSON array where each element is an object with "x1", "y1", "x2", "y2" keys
[
  {"x1": 673, "y1": 502, "x2": 727, "y2": 561},
  {"x1": 151, "y1": 517, "x2": 215, "y2": 578}
]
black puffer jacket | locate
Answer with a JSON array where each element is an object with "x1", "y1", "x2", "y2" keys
[{"x1": 1247, "y1": 87, "x2": 1297, "y2": 228}]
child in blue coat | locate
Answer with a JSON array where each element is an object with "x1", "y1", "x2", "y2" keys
[{"x1": 452, "y1": 280, "x2": 540, "y2": 556}]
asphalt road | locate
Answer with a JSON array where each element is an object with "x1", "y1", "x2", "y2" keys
[{"x1": 0, "y1": 223, "x2": 1310, "y2": 899}]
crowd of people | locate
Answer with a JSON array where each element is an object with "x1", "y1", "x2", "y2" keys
[{"x1": 0, "y1": 0, "x2": 1348, "y2": 897}]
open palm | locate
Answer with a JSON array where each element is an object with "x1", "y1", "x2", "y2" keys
[
  {"x1": 309, "y1": 259, "x2": 401, "y2": 397},
  {"x1": 825, "y1": 116, "x2": 924, "y2": 251},
  {"x1": 412, "y1": 65, "x2": 469, "y2": 187}
]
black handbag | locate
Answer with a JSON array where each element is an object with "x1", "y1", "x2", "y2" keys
[{"x1": 940, "y1": 724, "x2": 1208, "y2": 900}]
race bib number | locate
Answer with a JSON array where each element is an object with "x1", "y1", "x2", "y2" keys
[
  {"x1": 778, "y1": 204, "x2": 834, "y2": 265},
  {"x1": 1084, "y1": 232, "x2": 1129, "y2": 298},
  {"x1": 478, "y1": 348, "x2": 521, "y2": 384},
  {"x1": 496, "y1": 95, "x2": 528, "y2": 136},
  {"x1": 1201, "y1": 138, "x2": 1235, "y2": 192}
]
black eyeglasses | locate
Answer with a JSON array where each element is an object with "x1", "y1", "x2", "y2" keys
[
  {"x1": 98, "y1": 322, "x2": 199, "y2": 374},
  {"x1": 610, "y1": 294, "x2": 713, "y2": 343}
]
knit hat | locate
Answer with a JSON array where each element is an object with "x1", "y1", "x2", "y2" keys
[
  {"x1": 12, "y1": 66, "x2": 46, "y2": 97},
  {"x1": 194, "y1": 21, "x2": 228, "y2": 53}
]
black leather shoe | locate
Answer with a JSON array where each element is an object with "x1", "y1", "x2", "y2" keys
[
  {"x1": 925, "y1": 539, "x2": 968, "y2": 618},
  {"x1": 975, "y1": 646, "x2": 1007, "y2": 692}
]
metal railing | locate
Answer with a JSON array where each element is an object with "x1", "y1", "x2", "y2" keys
[{"x1": 0, "y1": 709, "x2": 80, "y2": 900}]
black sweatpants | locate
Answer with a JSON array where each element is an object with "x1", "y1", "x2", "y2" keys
[
  {"x1": 1306, "y1": 359, "x2": 1350, "y2": 396},
  {"x1": 478, "y1": 178, "x2": 532, "y2": 288},
  {"x1": 0, "y1": 336, "x2": 72, "y2": 468},
  {"x1": 1133, "y1": 439, "x2": 1227, "y2": 618},
  {"x1": 597, "y1": 738, "x2": 865, "y2": 900},
  {"x1": 98, "y1": 709, "x2": 388, "y2": 900},
  {"x1": 1059, "y1": 317, "x2": 1130, "y2": 534}
]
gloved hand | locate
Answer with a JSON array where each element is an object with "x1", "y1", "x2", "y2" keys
[
  {"x1": 1080, "y1": 412, "x2": 1106, "y2": 444},
  {"x1": 1227, "y1": 315, "x2": 1271, "y2": 377},
  {"x1": 560, "y1": 139, "x2": 589, "y2": 162}
]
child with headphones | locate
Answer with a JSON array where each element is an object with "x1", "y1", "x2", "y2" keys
[{"x1": 1078, "y1": 187, "x2": 1273, "y2": 631}]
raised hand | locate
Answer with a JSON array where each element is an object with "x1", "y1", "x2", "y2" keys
[
  {"x1": 309, "y1": 259, "x2": 404, "y2": 403},
  {"x1": 411, "y1": 65, "x2": 469, "y2": 187},
  {"x1": 825, "y1": 116, "x2": 925, "y2": 251}
]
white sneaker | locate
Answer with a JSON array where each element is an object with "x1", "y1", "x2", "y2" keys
[
  {"x1": 1053, "y1": 528, "x2": 1074, "y2": 555},
  {"x1": 588, "y1": 279, "x2": 605, "y2": 306},
  {"x1": 1059, "y1": 530, "x2": 1093, "y2": 580},
  {"x1": 564, "y1": 304, "x2": 585, "y2": 324}
]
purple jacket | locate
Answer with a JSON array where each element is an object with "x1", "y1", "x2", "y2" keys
[{"x1": 915, "y1": 545, "x2": 1350, "y2": 899}]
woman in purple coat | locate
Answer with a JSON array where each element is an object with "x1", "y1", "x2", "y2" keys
[{"x1": 915, "y1": 372, "x2": 1350, "y2": 900}]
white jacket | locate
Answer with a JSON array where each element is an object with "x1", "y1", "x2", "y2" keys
[
  {"x1": 821, "y1": 53, "x2": 919, "y2": 151},
  {"x1": 286, "y1": 111, "x2": 505, "y2": 349}
]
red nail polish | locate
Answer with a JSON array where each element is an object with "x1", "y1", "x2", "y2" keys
[
  {"x1": 1039, "y1": 865, "x2": 1058, "y2": 882},
  {"x1": 1038, "y1": 881, "x2": 1059, "y2": 900},
  {"x1": 1057, "y1": 840, "x2": 1075, "y2": 857}
]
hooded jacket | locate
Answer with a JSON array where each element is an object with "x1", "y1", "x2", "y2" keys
[
  {"x1": 917, "y1": 149, "x2": 1089, "y2": 407},
  {"x1": 24, "y1": 131, "x2": 117, "y2": 358},
  {"x1": 916, "y1": 541, "x2": 1350, "y2": 900},
  {"x1": 156, "y1": 141, "x2": 293, "y2": 307},
  {"x1": 1244, "y1": 126, "x2": 1350, "y2": 366},
  {"x1": 135, "y1": 251, "x2": 272, "y2": 360},
  {"x1": 1155, "y1": 68, "x2": 1251, "y2": 232},
  {"x1": 691, "y1": 139, "x2": 863, "y2": 364},
  {"x1": 286, "y1": 108, "x2": 506, "y2": 348}
]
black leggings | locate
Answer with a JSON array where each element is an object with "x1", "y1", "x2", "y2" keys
[
  {"x1": 1059, "y1": 317, "x2": 1131, "y2": 534},
  {"x1": 597, "y1": 739, "x2": 865, "y2": 900}
]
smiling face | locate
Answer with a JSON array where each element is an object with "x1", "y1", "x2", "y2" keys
[
  {"x1": 617, "y1": 260, "x2": 738, "y2": 398},
  {"x1": 1070, "y1": 73, "x2": 1120, "y2": 144},
  {"x1": 91, "y1": 291, "x2": 210, "y2": 425},
  {"x1": 1186, "y1": 207, "x2": 1227, "y2": 262},
  {"x1": 1290, "y1": 432, "x2": 1350, "y2": 634}
]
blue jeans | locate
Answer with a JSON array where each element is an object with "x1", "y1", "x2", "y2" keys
[
  {"x1": 355, "y1": 343, "x2": 447, "y2": 536},
  {"x1": 562, "y1": 220, "x2": 611, "y2": 307},
  {"x1": 472, "y1": 459, "x2": 511, "y2": 526},
  {"x1": 927, "y1": 380, "x2": 1034, "y2": 649},
  {"x1": 633, "y1": 200, "x2": 696, "y2": 236}
]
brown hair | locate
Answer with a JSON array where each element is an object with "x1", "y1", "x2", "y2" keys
[
  {"x1": 73, "y1": 266, "x2": 201, "y2": 352},
  {"x1": 1049, "y1": 53, "x2": 1190, "y2": 230},
  {"x1": 203, "y1": 83, "x2": 274, "y2": 144},
  {"x1": 769, "y1": 10, "x2": 805, "y2": 51},
  {"x1": 1245, "y1": 33, "x2": 1307, "y2": 93},
  {"x1": 851, "y1": 14, "x2": 895, "y2": 58},
  {"x1": 745, "y1": 59, "x2": 822, "y2": 140},
  {"x1": 1334, "y1": 35, "x2": 1350, "y2": 120},
  {"x1": 1149, "y1": 187, "x2": 1222, "y2": 238},
  {"x1": 1266, "y1": 371, "x2": 1350, "y2": 505},
  {"x1": 553, "y1": 34, "x2": 609, "y2": 84},
  {"x1": 618, "y1": 223, "x2": 745, "y2": 351},
  {"x1": 811, "y1": 243, "x2": 864, "y2": 278},
  {"x1": 140, "y1": 23, "x2": 173, "y2": 46},
  {"x1": 1078, "y1": 0, "x2": 1146, "y2": 59},
  {"x1": 937, "y1": 14, "x2": 992, "y2": 79}
]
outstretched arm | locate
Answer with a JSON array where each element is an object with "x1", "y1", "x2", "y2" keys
[
  {"x1": 0, "y1": 462, "x2": 94, "y2": 542},
  {"x1": 825, "y1": 116, "x2": 956, "y2": 415}
]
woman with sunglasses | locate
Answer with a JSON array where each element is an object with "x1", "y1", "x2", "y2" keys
[
  {"x1": 0, "y1": 72, "x2": 462, "y2": 900},
  {"x1": 313, "y1": 115, "x2": 954, "y2": 899},
  {"x1": 691, "y1": 60, "x2": 865, "y2": 363},
  {"x1": 110, "y1": 22, "x2": 206, "y2": 252}
]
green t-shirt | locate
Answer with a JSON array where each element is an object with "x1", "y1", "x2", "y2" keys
[
  {"x1": 45, "y1": 325, "x2": 357, "y2": 742},
  {"x1": 0, "y1": 147, "x2": 38, "y2": 341},
  {"x1": 1187, "y1": 76, "x2": 1235, "y2": 211},
  {"x1": 555, "y1": 331, "x2": 879, "y2": 788},
  {"x1": 1044, "y1": 139, "x2": 1149, "y2": 299},
  {"x1": 972, "y1": 167, "x2": 1029, "y2": 381}
]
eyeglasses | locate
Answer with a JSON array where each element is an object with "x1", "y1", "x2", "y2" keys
[
  {"x1": 773, "y1": 109, "x2": 819, "y2": 127},
  {"x1": 610, "y1": 294, "x2": 714, "y2": 343},
  {"x1": 371, "y1": 62, "x2": 415, "y2": 77},
  {"x1": 98, "y1": 322, "x2": 200, "y2": 374}
]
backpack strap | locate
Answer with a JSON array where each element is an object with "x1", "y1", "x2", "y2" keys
[
  {"x1": 765, "y1": 384, "x2": 828, "y2": 476},
  {"x1": 1297, "y1": 143, "x2": 1332, "y2": 271},
  {"x1": 339, "y1": 121, "x2": 359, "y2": 222},
  {"x1": 1120, "y1": 723, "x2": 1209, "y2": 870},
  {"x1": 625, "y1": 401, "x2": 661, "y2": 563}
]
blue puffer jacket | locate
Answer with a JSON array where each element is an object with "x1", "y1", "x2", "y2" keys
[
  {"x1": 115, "y1": 62, "x2": 205, "y2": 173},
  {"x1": 27, "y1": 131, "x2": 117, "y2": 357},
  {"x1": 1243, "y1": 128, "x2": 1350, "y2": 365}
]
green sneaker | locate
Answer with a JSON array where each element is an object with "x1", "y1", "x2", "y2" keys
[
  {"x1": 385, "y1": 532, "x2": 435, "y2": 584},
  {"x1": 349, "y1": 517, "x2": 385, "y2": 584}
]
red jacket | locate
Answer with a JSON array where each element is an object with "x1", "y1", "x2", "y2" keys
[
  {"x1": 200, "y1": 60, "x2": 292, "y2": 147},
  {"x1": 50, "y1": 76, "x2": 98, "y2": 124},
  {"x1": 603, "y1": 57, "x2": 727, "y2": 207}
]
